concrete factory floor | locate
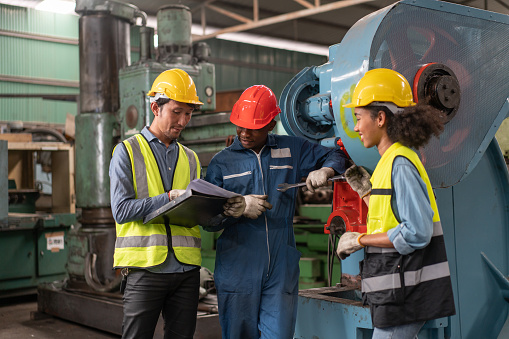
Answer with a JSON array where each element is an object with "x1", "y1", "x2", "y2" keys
[{"x1": 0, "y1": 294, "x2": 120, "y2": 339}]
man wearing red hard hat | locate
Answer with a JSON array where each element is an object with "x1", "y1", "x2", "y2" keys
[{"x1": 203, "y1": 85, "x2": 349, "y2": 339}]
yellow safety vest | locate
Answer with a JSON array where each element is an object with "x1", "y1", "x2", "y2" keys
[
  {"x1": 367, "y1": 142, "x2": 440, "y2": 234},
  {"x1": 113, "y1": 134, "x2": 202, "y2": 268},
  {"x1": 361, "y1": 143, "x2": 455, "y2": 328}
]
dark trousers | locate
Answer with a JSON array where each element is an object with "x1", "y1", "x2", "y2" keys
[{"x1": 122, "y1": 268, "x2": 200, "y2": 339}]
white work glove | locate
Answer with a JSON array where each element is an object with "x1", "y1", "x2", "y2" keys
[
  {"x1": 305, "y1": 167, "x2": 335, "y2": 193},
  {"x1": 222, "y1": 196, "x2": 246, "y2": 218},
  {"x1": 345, "y1": 165, "x2": 372, "y2": 198},
  {"x1": 336, "y1": 232, "x2": 365, "y2": 260},
  {"x1": 243, "y1": 195, "x2": 273, "y2": 219},
  {"x1": 168, "y1": 189, "x2": 186, "y2": 201}
]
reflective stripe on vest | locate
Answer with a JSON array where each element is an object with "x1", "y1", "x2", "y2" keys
[
  {"x1": 173, "y1": 235, "x2": 201, "y2": 248},
  {"x1": 113, "y1": 134, "x2": 201, "y2": 268},
  {"x1": 362, "y1": 259, "x2": 450, "y2": 293},
  {"x1": 365, "y1": 221, "x2": 443, "y2": 254},
  {"x1": 115, "y1": 234, "x2": 167, "y2": 248}
]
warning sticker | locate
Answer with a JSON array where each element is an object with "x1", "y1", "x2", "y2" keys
[{"x1": 46, "y1": 232, "x2": 65, "y2": 252}]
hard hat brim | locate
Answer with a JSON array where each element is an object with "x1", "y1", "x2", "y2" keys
[
  {"x1": 230, "y1": 115, "x2": 273, "y2": 130},
  {"x1": 147, "y1": 91, "x2": 203, "y2": 105}
]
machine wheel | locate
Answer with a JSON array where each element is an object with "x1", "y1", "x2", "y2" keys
[
  {"x1": 279, "y1": 67, "x2": 335, "y2": 142},
  {"x1": 413, "y1": 63, "x2": 461, "y2": 123}
]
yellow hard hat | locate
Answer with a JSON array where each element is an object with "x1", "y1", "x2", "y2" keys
[
  {"x1": 343, "y1": 68, "x2": 416, "y2": 109},
  {"x1": 147, "y1": 68, "x2": 203, "y2": 105}
]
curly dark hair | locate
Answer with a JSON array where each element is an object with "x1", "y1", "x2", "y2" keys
[{"x1": 368, "y1": 105, "x2": 445, "y2": 149}]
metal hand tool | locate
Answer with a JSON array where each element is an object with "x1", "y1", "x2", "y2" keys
[{"x1": 277, "y1": 175, "x2": 345, "y2": 192}]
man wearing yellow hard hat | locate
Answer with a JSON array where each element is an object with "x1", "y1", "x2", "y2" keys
[{"x1": 109, "y1": 69, "x2": 236, "y2": 338}]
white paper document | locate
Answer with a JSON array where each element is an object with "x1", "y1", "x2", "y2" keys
[{"x1": 143, "y1": 179, "x2": 239, "y2": 227}]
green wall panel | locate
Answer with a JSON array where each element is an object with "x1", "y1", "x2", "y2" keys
[
  {"x1": 0, "y1": 36, "x2": 79, "y2": 79},
  {"x1": 206, "y1": 38, "x2": 327, "y2": 97},
  {"x1": 0, "y1": 3, "x2": 327, "y2": 125},
  {"x1": 0, "y1": 4, "x2": 78, "y2": 37},
  {"x1": 0, "y1": 4, "x2": 79, "y2": 125},
  {"x1": 0, "y1": 97, "x2": 77, "y2": 124}
]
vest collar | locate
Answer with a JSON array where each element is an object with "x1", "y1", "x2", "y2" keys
[{"x1": 379, "y1": 142, "x2": 404, "y2": 162}]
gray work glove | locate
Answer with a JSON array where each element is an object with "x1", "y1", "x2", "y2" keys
[
  {"x1": 345, "y1": 165, "x2": 371, "y2": 198},
  {"x1": 222, "y1": 196, "x2": 246, "y2": 218},
  {"x1": 168, "y1": 189, "x2": 186, "y2": 201},
  {"x1": 336, "y1": 232, "x2": 365, "y2": 260},
  {"x1": 243, "y1": 194, "x2": 273, "y2": 219},
  {"x1": 306, "y1": 167, "x2": 335, "y2": 193}
]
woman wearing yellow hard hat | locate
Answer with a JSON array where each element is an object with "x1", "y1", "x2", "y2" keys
[{"x1": 338, "y1": 68, "x2": 456, "y2": 338}]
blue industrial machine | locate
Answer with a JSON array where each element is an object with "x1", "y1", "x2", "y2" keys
[{"x1": 280, "y1": 0, "x2": 509, "y2": 337}]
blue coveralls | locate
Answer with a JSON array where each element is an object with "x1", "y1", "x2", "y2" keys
[{"x1": 204, "y1": 134, "x2": 347, "y2": 339}]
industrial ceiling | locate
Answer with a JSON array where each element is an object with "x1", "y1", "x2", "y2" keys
[{"x1": 118, "y1": 0, "x2": 509, "y2": 48}]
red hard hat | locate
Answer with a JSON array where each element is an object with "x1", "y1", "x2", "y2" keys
[{"x1": 230, "y1": 85, "x2": 281, "y2": 129}]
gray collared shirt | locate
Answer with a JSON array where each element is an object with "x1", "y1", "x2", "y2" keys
[{"x1": 109, "y1": 126, "x2": 198, "y2": 273}]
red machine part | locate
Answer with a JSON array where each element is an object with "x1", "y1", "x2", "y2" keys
[
  {"x1": 336, "y1": 137, "x2": 350, "y2": 159},
  {"x1": 324, "y1": 180, "x2": 368, "y2": 235},
  {"x1": 324, "y1": 138, "x2": 368, "y2": 235}
]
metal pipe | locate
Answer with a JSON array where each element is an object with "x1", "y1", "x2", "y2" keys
[
  {"x1": 78, "y1": 14, "x2": 130, "y2": 114},
  {"x1": 0, "y1": 75, "x2": 79, "y2": 88},
  {"x1": 0, "y1": 29, "x2": 78, "y2": 45},
  {"x1": 134, "y1": 9, "x2": 147, "y2": 26},
  {"x1": 26, "y1": 127, "x2": 68, "y2": 143},
  {"x1": 139, "y1": 26, "x2": 154, "y2": 61},
  {"x1": 75, "y1": 113, "x2": 118, "y2": 209}
]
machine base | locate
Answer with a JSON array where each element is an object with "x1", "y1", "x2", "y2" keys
[
  {"x1": 295, "y1": 286, "x2": 373, "y2": 339},
  {"x1": 37, "y1": 283, "x2": 222, "y2": 338},
  {"x1": 295, "y1": 286, "x2": 449, "y2": 339}
]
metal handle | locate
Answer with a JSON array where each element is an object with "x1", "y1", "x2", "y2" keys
[{"x1": 277, "y1": 175, "x2": 345, "y2": 192}]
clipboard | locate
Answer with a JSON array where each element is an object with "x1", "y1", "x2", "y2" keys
[{"x1": 143, "y1": 179, "x2": 240, "y2": 227}]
